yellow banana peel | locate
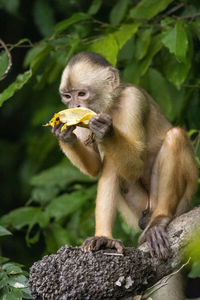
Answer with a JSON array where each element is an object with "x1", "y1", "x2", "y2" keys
[{"x1": 44, "y1": 107, "x2": 96, "y2": 132}]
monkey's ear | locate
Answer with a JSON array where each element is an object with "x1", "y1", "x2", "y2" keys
[{"x1": 108, "y1": 67, "x2": 120, "y2": 89}]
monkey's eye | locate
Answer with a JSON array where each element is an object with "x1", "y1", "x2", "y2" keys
[
  {"x1": 78, "y1": 91, "x2": 86, "y2": 97},
  {"x1": 65, "y1": 94, "x2": 71, "y2": 99}
]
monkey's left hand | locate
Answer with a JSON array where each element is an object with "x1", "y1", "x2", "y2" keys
[
  {"x1": 138, "y1": 221, "x2": 171, "y2": 260},
  {"x1": 89, "y1": 113, "x2": 113, "y2": 140},
  {"x1": 82, "y1": 236, "x2": 124, "y2": 254}
]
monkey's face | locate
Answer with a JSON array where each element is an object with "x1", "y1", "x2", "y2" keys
[
  {"x1": 59, "y1": 86, "x2": 93, "y2": 109},
  {"x1": 59, "y1": 59, "x2": 120, "y2": 113}
]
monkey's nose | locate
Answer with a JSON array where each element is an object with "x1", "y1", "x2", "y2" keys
[{"x1": 77, "y1": 105, "x2": 81, "y2": 107}]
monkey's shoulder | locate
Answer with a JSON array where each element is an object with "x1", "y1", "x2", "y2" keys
[
  {"x1": 119, "y1": 84, "x2": 149, "y2": 106},
  {"x1": 117, "y1": 84, "x2": 150, "y2": 117}
]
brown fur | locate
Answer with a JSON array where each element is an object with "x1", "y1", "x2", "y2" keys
[{"x1": 58, "y1": 51, "x2": 198, "y2": 248}]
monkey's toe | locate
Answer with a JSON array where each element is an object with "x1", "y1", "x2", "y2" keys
[
  {"x1": 81, "y1": 236, "x2": 124, "y2": 254},
  {"x1": 139, "y1": 225, "x2": 171, "y2": 260}
]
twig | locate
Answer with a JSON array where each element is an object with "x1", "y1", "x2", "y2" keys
[
  {"x1": 0, "y1": 39, "x2": 12, "y2": 79},
  {"x1": 162, "y1": 3, "x2": 185, "y2": 17},
  {"x1": 142, "y1": 257, "x2": 191, "y2": 299},
  {"x1": 103, "y1": 253, "x2": 124, "y2": 256},
  {"x1": 174, "y1": 12, "x2": 200, "y2": 20},
  {"x1": 183, "y1": 84, "x2": 200, "y2": 89}
]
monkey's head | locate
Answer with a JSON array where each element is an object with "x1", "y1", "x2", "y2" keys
[{"x1": 59, "y1": 52, "x2": 120, "y2": 113}]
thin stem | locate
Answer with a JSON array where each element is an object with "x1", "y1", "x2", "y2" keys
[{"x1": 0, "y1": 39, "x2": 12, "y2": 79}]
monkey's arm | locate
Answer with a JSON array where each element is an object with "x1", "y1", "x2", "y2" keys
[
  {"x1": 59, "y1": 138, "x2": 102, "y2": 177},
  {"x1": 52, "y1": 124, "x2": 101, "y2": 177},
  {"x1": 91, "y1": 87, "x2": 148, "y2": 181},
  {"x1": 82, "y1": 158, "x2": 124, "y2": 253}
]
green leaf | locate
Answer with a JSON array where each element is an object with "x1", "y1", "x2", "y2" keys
[
  {"x1": 0, "y1": 256, "x2": 9, "y2": 264},
  {"x1": 129, "y1": 0, "x2": 175, "y2": 20},
  {"x1": 162, "y1": 20, "x2": 189, "y2": 62},
  {"x1": 191, "y1": 19, "x2": 200, "y2": 40},
  {"x1": 0, "y1": 70, "x2": 32, "y2": 107},
  {"x1": 0, "y1": 207, "x2": 49, "y2": 230},
  {"x1": 45, "y1": 187, "x2": 96, "y2": 221},
  {"x1": 187, "y1": 129, "x2": 199, "y2": 137},
  {"x1": 89, "y1": 24, "x2": 138, "y2": 66},
  {"x1": 161, "y1": 16, "x2": 174, "y2": 28},
  {"x1": 0, "y1": 225, "x2": 12, "y2": 237},
  {"x1": 7, "y1": 274, "x2": 28, "y2": 289},
  {"x1": 33, "y1": 0, "x2": 55, "y2": 37},
  {"x1": 21, "y1": 287, "x2": 32, "y2": 299},
  {"x1": 88, "y1": 0, "x2": 102, "y2": 15},
  {"x1": 189, "y1": 260, "x2": 200, "y2": 278},
  {"x1": 163, "y1": 51, "x2": 191, "y2": 88},
  {"x1": 0, "y1": 51, "x2": 9, "y2": 80},
  {"x1": 135, "y1": 28, "x2": 152, "y2": 60},
  {"x1": 0, "y1": 0, "x2": 19, "y2": 15},
  {"x1": 140, "y1": 34, "x2": 163, "y2": 76},
  {"x1": 0, "y1": 286, "x2": 23, "y2": 300},
  {"x1": 88, "y1": 34, "x2": 119, "y2": 65},
  {"x1": 31, "y1": 186, "x2": 59, "y2": 204},
  {"x1": 30, "y1": 46, "x2": 51, "y2": 72},
  {"x1": 0, "y1": 272, "x2": 9, "y2": 289},
  {"x1": 109, "y1": 0, "x2": 130, "y2": 25},
  {"x1": 44, "y1": 223, "x2": 71, "y2": 253},
  {"x1": 30, "y1": 161, "x2": 96, "y2": 188},
  {"x1": 2, "y1": 263, "x2": 23, "y2": 275},
  {"x1": 113, "y1": 23, "x2": 138, "y2": 49},
  {"x1": 141, "y1": 68, "x2": 173, "y2": 117},
  {"x1": 24, "y1": 45, "x2": 47, "y2": 68},
  {"x1": 31, "y1": 160, "x2": 96, "y2": 189},
  {"x1": 123, "y1": 59, "x2": 141, "y2": 84},
  {"x1": 54, "y1": 13, "x2": 90, "y2": 33}
]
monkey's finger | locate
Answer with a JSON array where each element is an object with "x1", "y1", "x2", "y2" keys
[
  {"x1": 51, "y1": 123, "x2": 62, "y2": 135},
  {"x1": 55, "y1": 123, "x2": 64, "y2": 135},
  {"x1": 89, "y1": 237, "x2": 99, "y2": 251},
  {"x1": 146, "y1": 237, "x2": 155, "y2": 258},
  {"x1": 81, "y1": 237, "x2": 95, "y2": 252},
  {"x1": 95, "y1": 237, "x2": 107, "y2": 250},
  {"x1": 148, "y1": 228, "x2": 160, "y2": 258},
  {"x1": 156, "y1": 227, "x2": 170, "y2": 250},
  {"x1": 155, "y1": 228, "x2": 170, "y2": 260},
  {"x1": 161, "y1": 230, "x2": 170, "y2": 250},
  {"x1": 62, "y1": 125, "x2": 76, "y2": 133},
  {"x1": 159, "y1": 231, "x2": 171, "y2": 259},
  {"x1": 95, "y1": 114, "x2": 112, "y2": 123},
  {"x1": 91, "y1": 118, "x2": 111, "y2": 128},
  {"x1": 138, "y1": 231, "x2": 146, "y2": 245},
  {"x1": 60, "y1": 126, "x2": 76, "y2": 141},
  {"x1": 114, "y1": 241, "x2": 124, "y2": 254}
]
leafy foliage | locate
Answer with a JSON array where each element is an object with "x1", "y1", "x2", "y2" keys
[
  {"x1": 0, "y1": 226, "x2": 31, "y2": 299},
  {"x1": 0, "y1": 0, "x2": 200, "y2": 298}
]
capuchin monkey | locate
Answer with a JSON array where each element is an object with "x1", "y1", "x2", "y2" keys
[{"x1": 52, "y1": 51, "x2": 198, "y2": 260}]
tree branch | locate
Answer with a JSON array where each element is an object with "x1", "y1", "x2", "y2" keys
[{"x1": 29, "y1": 207, "x2": 200, "y2": 300}]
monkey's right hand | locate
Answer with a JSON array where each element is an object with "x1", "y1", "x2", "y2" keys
[
  {"x1": 51, "y1": 123, "x2": 76, "y2": 143},
  {"x1": 89, "y1": 113, "x2": 113, "y2": 141},
  {"x1": 81, "y1": 236, "x2": 124, "y2": 254}
]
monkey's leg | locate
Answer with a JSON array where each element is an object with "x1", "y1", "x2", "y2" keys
[
  {"x1": 119, "y1": 180, "x2": 149, "y2": 230},
  {"x1": 139, "y1": 127, "x2": 198, "y2": 259},
  {"x1": 82, "y1": 160, "x2": 124, "y2": 253}
]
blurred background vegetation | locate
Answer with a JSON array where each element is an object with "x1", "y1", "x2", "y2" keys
[{"x1": 0, "y1": 0, "x2": 200, "y2": 298}]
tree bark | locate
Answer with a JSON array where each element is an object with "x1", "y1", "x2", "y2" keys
[{"x1": 29, "y1": 207, "x2": 200, "y2": 300}]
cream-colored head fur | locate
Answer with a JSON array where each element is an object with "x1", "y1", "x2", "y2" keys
[{"x1": 59, "y1": 52, "x2": 120, "y2": 112}]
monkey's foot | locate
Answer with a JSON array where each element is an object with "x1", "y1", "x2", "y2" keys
[
  {"x1": 81, "y1": 236, "x2": 124, "y2": 254},
  {"x1": 138, "y1": 209, "x2": 151, "y2": 230},
  {"x1": 138, "y1": 223, "x2": 171, "y2": 260}
]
